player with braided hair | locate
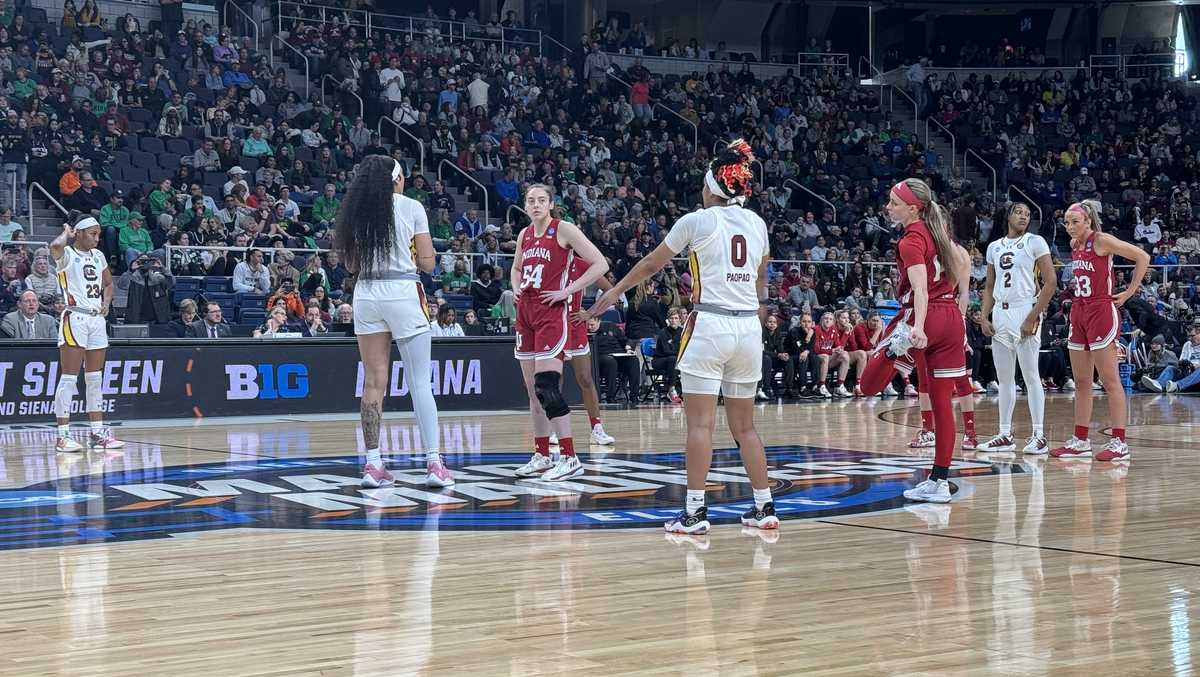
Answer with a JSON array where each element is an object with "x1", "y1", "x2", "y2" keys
[{"x1": 585, "y1": 139, "x2": 777, "y2": 534}]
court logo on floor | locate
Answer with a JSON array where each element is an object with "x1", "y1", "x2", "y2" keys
[{"x1": 1, "y1": 446, "x2": 1021, "y2": 549}]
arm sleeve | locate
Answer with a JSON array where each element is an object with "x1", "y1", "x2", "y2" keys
[{"x1": 662, "y1": 212, "x2": 698, "y2": 253}]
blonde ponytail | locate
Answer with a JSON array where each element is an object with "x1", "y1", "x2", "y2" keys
[
  {"x1": 900, "y1": 178, "x2": 960, "y2": 289},
  {"x1": 1073, "y1": 198, "x2": 1103, "y2": 233}
]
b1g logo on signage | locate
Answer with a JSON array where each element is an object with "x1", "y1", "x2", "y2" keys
[
  {"x1": 0, "y1": 446, "x2": 1021, "y2": 550},
  {"x1": 225, "y1": 363, "x2": 310, "y2": 400}
]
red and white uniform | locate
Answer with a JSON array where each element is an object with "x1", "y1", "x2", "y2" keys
[
  {"x1": 849, "y1": 323, "x2": 874, "y2": 352},
  {"x1": 814, "y1": 324, "x2": 846, "y2": 355},
  {"x1": 1067, "y1": 231, "x2": 1119, "y2": 351},
  {"x1": 514, "y1": 219, "x2": 574, "y2": 360},
  {"x1": 564, "y1": 257, "x2": 591, "y2": 358},
  {"x1": 898, "y1": 219, "x2": 966, "y2": 379}
]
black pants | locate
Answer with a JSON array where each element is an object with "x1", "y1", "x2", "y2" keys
[
  {"x1": 1039, "y1": 348, "x2": 1069, "y2": 387},
  {"x1": 597, "y1": 354, "x2": 641, "y2": 402},
  {"x1": 650, "y1": 356, "x2": 680, "y2": 392},
  {"x1": 792, "y1": 352, "x2": 818, "y2": 389},
  {"x1": 967, "y1": 345, "x2": 984, "y2": 383},
  {"x1": 761, "y1": 353, "x2": 795, "y2": 393}
]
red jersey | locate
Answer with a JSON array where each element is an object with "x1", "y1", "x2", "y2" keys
[
  {"x1": 896, "y1": 220, "x2": 956, "y2": 308},
  {"x1": 849, "y1": 323, "x2": 875, "y2": 351},
  {"x1": 1069, "y1": 232, "x2": 1113, "y2": 305},
  {"x1": 567, "y1": 256, "x2": 590, "y2": 312},
  {"x1": 517, "y1": 219, "x2": 574, "y2": 301},
  {"x1": 814, "y1": 325, "x2": 846, "y2": 355}
]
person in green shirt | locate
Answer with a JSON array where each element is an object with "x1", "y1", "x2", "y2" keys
[
  {"x1": 430, "y1": 207, "x2": 453, "y2": 248},
  {"x1": 147, "y1": 178, "x2": 175, "y2": 217},
  {"x1": 118, "y1": 212, "x2": 154, "y2": 267},
  {"x1": 404, "y1": 175, "x2": 430, "y2": 206},
  {"x1": 441, "y1": 259, "x2": 471, "y2": 294},
  {"x1": 98, "y1": 191, "x2": 130, "y2": 229},
  {"x1": 311, "y1": 183, "x2": 340, "y2": 228},
  {"x1": 241, "y1": 127, "x2": 273, "y2": 157},
  {"x1": 10, "y1": 68, "x2": 35, "y2": 100}
]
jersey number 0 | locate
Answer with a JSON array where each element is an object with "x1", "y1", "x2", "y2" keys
[{"x1": 730, "y1": 234, "x2": 747, "y2": 267}]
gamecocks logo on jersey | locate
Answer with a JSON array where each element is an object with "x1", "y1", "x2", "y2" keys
[
  {"x1": 82, "y1": 264, "x2": 98, "y2": 281},
  {"x1": 999, "y1": 252, "x2": 1015, "y2": 270}
]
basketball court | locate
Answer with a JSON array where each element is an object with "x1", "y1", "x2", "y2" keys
[{"x1": 1, "y1": 394, "x2": 1196, "y2": 675}]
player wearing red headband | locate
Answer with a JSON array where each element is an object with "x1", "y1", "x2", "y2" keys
[
  {"x1": 1049, "y1": 199, "x2": 1149, "y2": 461},
  {"x1": 872, "y1": 178, "x2": 968, "y2": 503}
]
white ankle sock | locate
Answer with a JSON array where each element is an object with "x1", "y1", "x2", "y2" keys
[
  {"x1": 753, "y1": 488, "x2": 772, "y2": 510},
  {"x1": 426, "y1": 451, "x2": 441, "y2": 465},
  {"x1": 685, "y1": 490, "x2": 705, "y2": 516},
  {"x1": 57, "y1": 424, "x2": 69, "y2": 439},
  {"x1": 89, "y1": 421, "x2": 103, "y2": 434},
  {"x1": 366, "y1": 447, "x2": 382, "y2": 467}
]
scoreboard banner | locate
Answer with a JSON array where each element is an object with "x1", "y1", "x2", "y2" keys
[{"x1": 0, "y1": 338, "x2": 581, "y2": 423}]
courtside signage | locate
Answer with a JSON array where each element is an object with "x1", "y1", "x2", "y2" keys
[{"x1": 0, "y1": 446, "x2": 1018, "y2": 550}]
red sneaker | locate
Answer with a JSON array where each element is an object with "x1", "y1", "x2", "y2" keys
[{"x1": 361, "y1": 462, "x2": 395, "y2": 488}]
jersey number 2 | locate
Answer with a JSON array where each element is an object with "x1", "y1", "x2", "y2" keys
[
  {"x1": 730, "y1": 234, "x2": 747, "y2": 267},
  {"x1": 1002, "y1": 272, "x2": 1012, "y2": 289},
  {"x1": 520, "y1": 264, "x2": 544, "y2": 290}
]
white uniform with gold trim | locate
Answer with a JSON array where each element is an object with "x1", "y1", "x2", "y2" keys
[
  {"x1": 353, "y1": 193, "x2": 432, "y2": 339},
  {"x1": 55, "y1": 246, "x2": 109, "y2": 349},
  {"x1": 664, "y1": 204, "x2": 768, "y2": 394},
  {"x1": 986, "y1": 233, "x2": 1050, "y2": 347}
]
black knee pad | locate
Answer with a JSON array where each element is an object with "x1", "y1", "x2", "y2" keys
[{"x1": 534, "y1": 371, "x2": 570, "y2": 419}]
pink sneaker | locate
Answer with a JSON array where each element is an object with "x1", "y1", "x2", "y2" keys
[
  {"x1": 89, "y1": 429, "x2": 125, "y2": 450},
  {"x1": 361, "y1": 463, "x2": 395, "y2": 488},
  {"x1": 426, "y1": 459, "x2": 455, "y2": 487}
]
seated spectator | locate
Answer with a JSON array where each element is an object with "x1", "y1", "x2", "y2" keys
[
  {"x1": 470, "y1": 264, "x2": 502, "y2": 312},
  {"x1": 167, "y1": 298, "x2": 199, "y2": 338},
  {"x1": 324, "y1": 251, "x2": 348, "y2": 290},
  {"x1": 223, "y1": 167, "x2": 250, "y2": 198},
  {"x1": 266, "y1": 278, "x2": 305, "y2": 319},
  {"x1": 430, "y1": 305, "x2": 465, "y2": 337},
  {"x1": 299, "y1": 253, "x2": 329, "y2": 296},
  {"x1": 192, "y1": 139, "x2": 221, "y2": 172},
  {"x1": 118, "y1": 212, "x2": 155, "y2": 267},
  {"x1": 169, "y1": 231, "x2": 206, "y2": 275},
  {"x1": 253, "y1": 306, "x2": 296, "y2": 338},
  {"x1": 0, "y1": 208, "x2": 24, "y2": 241},
  {"x1": 311, "y1": 184, "x2": 340, "y2": 230},
  {"x1": 241, "y1": 126, "x2": 272, "y2": 157},
  {"x1": 147, "y1": 178, "x2": 176, "y2": 217},
  {"x1": 588, "y1": 315, "x2": 641, "y2": 404},
  {"x1": 453, "y1": 208, "x2": 482, "y2": 240},
  {"x1": 0, "y1": 290, "x2": 57, "y2": 338},
  {"x1": 441, "y1": 259, "x2": 470, "y2": 294},
  {"x1": 67, "y1": 172, "x2": 107, "y2": 213},
  {"x1": 269, "y1": 249, "x2": 300, "y2": 287},
  {"x1": 461, "y1": 308, "x2": 485, "y2": 336},
  {"x1": 233, "y1": 248, "x2": 272, "y2": 294},
  {"x1": 24, "y1": 249, "x2": 58, "y2": 300},
  {"x1": 76, "y1": 0, "x2": 101, "y2": 27},
  {"x1": 122, "y1": 253, "x2": 174, "y2": 324},
  {"x1": 333, "y1": 302, "x2": 353, "y2": 324},
  {"x1": 300, "y1": 304, "x2": 328, "y2": 337},
  {"x1": 189, "y1": 302, "x2": 231, "y2": 338},
  {"x1": 157, "y1": 107, "x2": 183, "y2": 137}
]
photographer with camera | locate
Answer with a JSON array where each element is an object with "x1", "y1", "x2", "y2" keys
[{"x1": 118, "y1": 251, "x2": 174, "y2": 324}]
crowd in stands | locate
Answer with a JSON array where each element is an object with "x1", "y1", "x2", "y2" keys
[{"x1": 1, "y1": 3, "x2": 1199, "y2": 397}]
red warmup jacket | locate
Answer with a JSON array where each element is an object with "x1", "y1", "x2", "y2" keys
[{"x1": 814, "y1": 324, "x2": 846, "y2": 355}]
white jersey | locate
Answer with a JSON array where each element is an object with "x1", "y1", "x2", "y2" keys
[
  {"x1": 664, "y1": 204, "x2": 768, "y2": 312},
  {"x1": 55, "y1": 246, "x2": 107, "y2": 312},
  {"x1": 353, "y1": 193, "x2": 428, "y2": 302},
  {"x1": 986, "y1": 233, "x2": 1050, "y2": 305}
]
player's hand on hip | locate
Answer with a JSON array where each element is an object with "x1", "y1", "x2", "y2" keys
[
  {"x1": 980, "y1": 318, "x2": 994, "y2": 337},
  {"x1": 570, "y1": 309, "x2": 590, "y2": 324},
  {"x1": 1113, "y1": 290, "x2": 1131, "y2": 306},
  {"x1": 538, "y1": 288, "x2": 570, "y2": 304},
  {"x1": 910, "y1": 325, "x2": 928, "y2": 349}
]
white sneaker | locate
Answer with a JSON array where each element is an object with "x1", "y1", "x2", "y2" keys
[
  {"x1": 89, "y1": 429, "x2": 125, "y2": 450},
  {"x1": 986, "y1": 380, "x2": 999, "y2": 393},
  {"x1": 426, "y1": 459, "x2": 455, "y2": 487},
  {"x1": 1023, "y1": 436, "x2": 1048, "y2": 454},
  {"x1": 1092, "y1": 381, "x2": 1104, "y2": 391},
  {"x1": 1141, "y1": 375, "x2": 1163, "y2": 393},
  {"x1": 549, "y1": 433, "x2": 559, "y2": 446},
  {"x1": 904, "y1": 384, "x2": 918, "y2": 397},
  {"x1": 883, "y1": 384, "x2": 898, "y2": 396},
  {"x1": 590, "y1": 424, "x2": 615, "y2": 445},
  {"x1": 1049, "y1": 436, "x2": 1093, "y2": 458},
  {"x1": 542, "y1": 455, "x2": 584, "y2": 481},
  {"x1": 1063, "y1": 378, "x2": 1076, "y2": 391},
  {"x1": 980, "y1": 434, "x2": 1016, "y2": 452},
  {"x1": 515, "y1": 453, "x2": 555, "y2": 477},
  {"x1": 55, "y1": 436, "x2": 83, "y2": 453},
  {"x1": 904, "y1": 478, "x2": 952, "y2": 503},
  {"x1": 361, "y1": 462, "x2": 394, "y2": 489},
  {"x1": 1166, "y1": 381, "x2": 1180, "y2": 393},
  {"x1": 835, "y1": 384, "x2": 853, "y2": 398},
  {"x1": 909, "y1": 430, "x2": 936, "y2": 448},
  {"x1": 1094, "y1": 438, "x2": 1131, "y2": 462},
  {"x1": 818, "y1": 385, "x2": 832, "y2": 398}
]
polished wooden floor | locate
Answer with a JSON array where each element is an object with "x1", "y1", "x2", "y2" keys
[{"x1": 1, "y1": 393, "x2": 1199, "y2": 676}]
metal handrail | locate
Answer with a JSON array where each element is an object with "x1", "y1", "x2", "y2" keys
[
  {"x1": 506, "y1": 204, "x2": 530, "y2": 226},
  {"x1": 438, "y1": 159, "x2": 488, "y2": 231},
  {"x1": 27, "y1": 182, "x2": 69, "y2": 235},
  {"x1": 858, "y1": 56, "x2": 886, "y2": 107},
  {"x1": 1007, "y1": 184, "x2": 1047, "y2": 240},
  {"x1": 379, "y1": 116, "x2": 425, "y2": 177},
  {"x1": 965, "y1": 149, "x2": 997, "y2": 201},
  {"x1": 888, "y1": 84, "x2": 919, "y2": 135},
  {"x1": 271, "y1": 35, "x2": 309, "y2": 101},
  {"x1": 223, "y1": 0, "x2": 260, "y2": 54},
  {"x1": 924, "y1": 116, "x2": 956, "y2": 174},
  {"x1": 321, "y1": 75, "x2": 364, "y2": 119},
  {"x1": 607, "y1": 70, "x2": 698, "y2": 150},
  {"x1": 540, "y1": 34, "x2": 574, "y2": 56},
  {"x1": 784, "y1": 179, "x2": 836, "y2": 227}
]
